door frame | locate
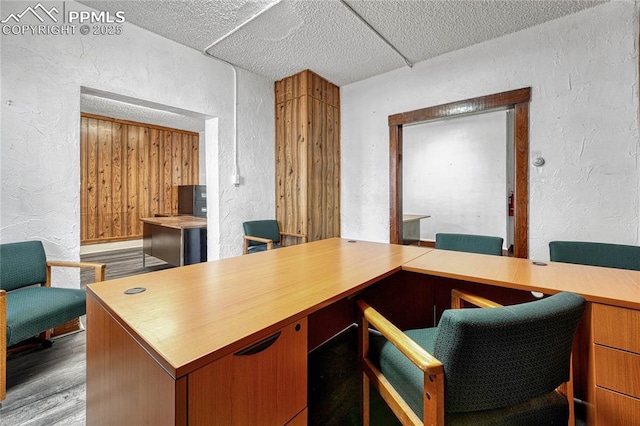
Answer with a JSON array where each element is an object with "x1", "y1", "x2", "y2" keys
[{"x1": 388, "y1": 87, "x2": 531, "y2": 258}]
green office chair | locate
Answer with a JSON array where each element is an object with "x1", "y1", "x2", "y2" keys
[
  {"x1": 358, "y1": 290, "x2": 585, "y2": 426},
  {"x1": 242, "y1": 220, "x2": 306, "y2": 254},
  {"x1": 435, "y1": 233, "x2": 503, "y2": 256},
  {"x1": 0, "y1": 240, "x2": 105, "y2": 401},
  {"x1": 549, "y1": 241, "x2": 640, "y2": 271}
]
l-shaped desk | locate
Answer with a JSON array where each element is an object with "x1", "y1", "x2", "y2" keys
[{"x1": 86, "y1": 238, "x2": 640, "y2": 425}]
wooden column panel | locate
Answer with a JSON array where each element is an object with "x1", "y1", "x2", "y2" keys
[{"x1": 275, "y1": 70, "x2": 340, "y2": 242}]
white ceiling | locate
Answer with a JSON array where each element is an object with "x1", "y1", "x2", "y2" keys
[
  {"x1": 77, "y1": 0, "x2": 606, "y2": 130},
  {"x1": 79, "y1": 0, "x2": 606, "y2": 87},
  {"x1": 80, "y1": 88, "x2": 209, "y2": 132}
]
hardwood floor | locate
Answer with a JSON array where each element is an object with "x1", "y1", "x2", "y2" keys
[{"x1": 2, "y1": 332, "x2": 87, "y2": 426}]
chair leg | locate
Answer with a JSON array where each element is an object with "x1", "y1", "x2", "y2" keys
[
  {"x1": 7, "y1": 335, "x2": 53, "y2": 355},
  {"x1": 0, "y1": 355, "x2": 4, "y2": 401},
  {"x1": 363, "y1": 372, "x2": 371, "y2": 426},
  {"x1": 1, "y1": 291, "x2": 5, "y2": 401}
]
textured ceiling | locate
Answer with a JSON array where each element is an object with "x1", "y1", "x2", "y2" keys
[
  {"x1": 79, "y1": 0, "x2": 607, "y2": 87},
  {"x1": 81, "y1": 88, "x2": 209, "y2": 132},
  {"x1": 77, "y1": 0, "x2": 606, "y2": 126}
]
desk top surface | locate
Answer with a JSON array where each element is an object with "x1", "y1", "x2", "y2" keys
[
  {"x1": 403, "y1": 249, "x2": 640, "y2": 310},
  {"x1": 140, "y1": 215, "x2": 207, "y2": 229},
  {"x1": 87, "y1": 238, "x2": 428, "y2": 378},
  {"x1": 402, "y1": 214, "x2": 430, "y2": 222},
  {"x1": 88, "y1": 240, "x2": 640, "y2": 378}
]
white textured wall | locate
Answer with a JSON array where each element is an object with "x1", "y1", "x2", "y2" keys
[
  {"x1": 403, "y1": 111, "x2": 507, "y2": 244},
  {"x1": 341, "y1": 1, "x2": 640, "y2": 260},
  {"x1": 1, "y1": 1, "x2": 274, "y2": 287},
  {"x1": 216, "y1": 67, "x2": 275, "y2": 258}
]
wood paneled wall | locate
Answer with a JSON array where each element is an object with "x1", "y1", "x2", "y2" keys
[
  {"x1": 275, "y1": 70, "x2": 340, "y2": 242},
  {"x1": 80, "y1": 114, "x2": 199, "y2": 245}
]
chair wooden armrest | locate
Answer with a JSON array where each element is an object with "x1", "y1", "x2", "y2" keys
[
  {"x1": 358, "y1": 299, "x2": 441, "y2": 373},
  {"x1": 280, "y1": 231, "x2": 307, "y2": 243},
  {"x1": 357, "y1": 299, "x2": 445, "y2": 426},
  {"x1": 46, "y1": 260, "x2": 106, "y2": 287},
  {"x1": 451, "y1": 289, "x2": 502, "y2": 309},
  {"x1": 1, "y1": 290, "x2": 6, "y2": 401},
  {"x1": 242, "y1": 235, "x2": 274, "y2": 254}
]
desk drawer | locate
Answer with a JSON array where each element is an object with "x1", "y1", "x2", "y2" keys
[
  {"x1": 188, "y1": 318, "x2": 307, "y2": 425},
  {"x1": 596, "y1": 388, "x2": 640, "y2": 426},
  {"x1": 595, "y1": 345, "x2": 640, "y2": 398},
  {"x1": 593, "y1": 304, "x2": 640, "y2": 353}
]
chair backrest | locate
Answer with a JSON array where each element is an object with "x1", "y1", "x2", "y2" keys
[
  {"x1": 435, "y1": 233, "x2": 503, "y2": 256},
  {"x1": 242, "y1": 220, "x2": 281, "y2": 246},
  {"x1": 433, "y1": 292, "x2": 585, "y2": 413},
  {"x1": 549, "y1": 241, "x2": 640, "y2": 271},
  {"x1": 0, "y1": 241, "x2": 47, "y2": 291}
]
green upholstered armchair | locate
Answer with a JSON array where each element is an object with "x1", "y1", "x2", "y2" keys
[
  {"x1": 549, "y1": 241, "x2": 640, "y2": 271},
  {"x1": 435, "y1": 233, "x2": 504, "y2": 256},
  {"x1": 0, "y1": 240, "x2": 105, "y2": 401},
  {"x1": 242, "y1": 220, "x2": 307, "y2": 254},
  {"x1": 358, "y1": 290, "x2": 585, "y2": 425}
]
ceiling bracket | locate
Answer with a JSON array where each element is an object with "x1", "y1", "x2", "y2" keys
[
  {"x1": 203, "y1": 0, "x2": 284, "y2": 53},
  {"x1": 339, "y1": 0, "x2": 413, "y2": 68}
]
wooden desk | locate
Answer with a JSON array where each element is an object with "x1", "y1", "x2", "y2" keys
[
  {"x1": 403, "y1": 249, "x2": 640, "y2": 309},
  {"x1": 140, "y1": 216, "x2": 207, "y2": 266},
  {"x1": 87, "y1": 240, "x2": 640, "y2": 425},
  {"x1": 86, "y1": 239, "x2": 428, "y2": 425}
]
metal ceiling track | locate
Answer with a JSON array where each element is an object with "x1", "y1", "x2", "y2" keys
[
  {"x1": 203, "y1": 0, "x2": 284, "y2": 52},
  {"x1": 339, "y1": 0, "x2": 413, "y2": 68}
]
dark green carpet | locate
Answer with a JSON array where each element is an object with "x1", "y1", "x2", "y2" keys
[{"x1": 308, "y1": 325, "x2": 401, "y2": 426}]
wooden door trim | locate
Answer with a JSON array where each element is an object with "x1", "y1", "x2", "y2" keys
[{"x1": 389, "y1": 88, "x2": 531, "y2": 258}]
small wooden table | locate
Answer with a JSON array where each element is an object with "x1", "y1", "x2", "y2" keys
[
  {"x1": 402, "y1": 214, "x2": 430, "y2": 245},
  {"x1": 140, "y1": 216, "x2": 207, "y2": 267}
]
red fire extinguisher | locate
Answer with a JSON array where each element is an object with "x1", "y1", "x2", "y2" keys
[{"x1": 508, "y1": 193, "x2": 514, "y2": 216}]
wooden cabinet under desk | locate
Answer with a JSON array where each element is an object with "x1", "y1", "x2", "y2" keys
[
  {"x1": 188, "y1": 319, "x2": 307, "y2": 425},
  {"x1": 86, "y1": 293, "x2": 307, "y2": 426},
  {"x1": 591, "y1": 303, "x2": 640, "y2": 425}
]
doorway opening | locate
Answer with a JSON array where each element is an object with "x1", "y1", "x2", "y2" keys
[{"x1": 389, "y1": 88, "x2": 531, "y2": 258}]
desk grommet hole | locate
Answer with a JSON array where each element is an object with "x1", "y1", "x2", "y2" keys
[
  {"x1": 124, "y1": 287, "x2": 146, "y2": 295},
  {"x1": 348, "y1": 240, "x2": 357, "y2": 243},
  {"x1": 532, "y1": 261, "x2": 547, "y2": 266}
]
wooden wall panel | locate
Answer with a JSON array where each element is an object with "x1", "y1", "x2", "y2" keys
[
  {"x1": 97, "y1": 119, "x2": 112, "y2": 240},
  {"x1": 148, "y1": 128, "x2": 161, "y2": 227},
  {"x1": 112, "y1": 122, "x2": 124, "y2": 239},
  {"x1": 80, "y1": 114, "x2": 199, "y2": 245},
  {"x1": 275, "y1": 70, "x2": 340, "y2": 243}
]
